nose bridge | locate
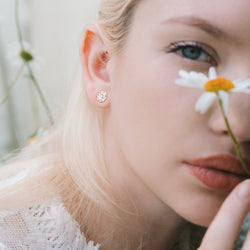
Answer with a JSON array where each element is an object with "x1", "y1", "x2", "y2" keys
[
  {"x1": 223, "y1": 51, "x2": 250, "y2": 80},
  {"x1": 226, "y1": 91, "x2": 250, "y2": 142},
  {"x1": 220, "y1": 59, "x2": 250, "y2": 119},
  {"x1": 210, "y1": 48, "x2": 250, "y2": 142},
  {"x1": 208, "y1": 89, "x2": 250, "y2": 143}
]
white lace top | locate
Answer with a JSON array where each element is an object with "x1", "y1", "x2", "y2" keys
[{"x1": 0, "y1": 201, "x2": 100, "y2": 250}]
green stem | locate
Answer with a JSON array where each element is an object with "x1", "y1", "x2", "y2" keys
[
  {"x1": 0, "y1": 63, "x2": 25, "y2": 106},
  {"x1": 28, "y1": 81, "x2": 40, "y2": 130},
  {"x1": 15, "y1": 0, "x2": 54, "y2": 125},
  {"x1": 15, "y1": 0, "x2": 24, "y2": 50},
  {"x1": 218, "y1": 97, "x2": 250, "y2": 176},
  {"x1": 25, "y1": 63, "x2": 54, "y2": 125}
]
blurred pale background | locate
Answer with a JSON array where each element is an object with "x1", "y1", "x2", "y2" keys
[{"x1": 0, "y1": 0, "x2": 99, "y2": 158}]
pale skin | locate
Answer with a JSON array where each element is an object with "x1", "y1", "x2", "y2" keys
[{"x1": 81, "y1": 0, "x2": 250, "y2": 249}]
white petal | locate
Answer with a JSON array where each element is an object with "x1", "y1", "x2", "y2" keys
[
  {"x1": 208, "y1": 67, "x2": 217, "y2": 80},
  {"x1": 189, "y1": 72, "x2": 208, "y2": 84},
  {"x1": 179, "y1": 70, "x2": 208, "y2": 82},
  {"x1": 179, "y1": 70, "x2": 190, "y2": 78},
  {"x1": 233, "y1": 79, "x2": 250, "y2": 90},
  {"x1": 196, "y1": 72, "x2": 209, "y2": 83},
  {"x1": 231, "y1": 88, "x2": 250, "y2": 94},
  {"x1": 176, "y1": 69, "x2": 208, "y2": 89},
  {"x1": 175, "y1": 78, "x2": 204, "y2": 88},
  {"x1": 195, "y1": 92, "x2": 217, "y2": 114},
  {"x1": 22, "y1": 40, "x2": 32, "y2": 50},
  {"x1": 218, "y1": 90, "x2": 229, "y2": 116},
  {"x1": 190, "y1": 71, "x2": 204, "y2": 78}
]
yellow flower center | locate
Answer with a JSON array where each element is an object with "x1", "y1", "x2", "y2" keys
[
  {"x1": 28, "y1": 136, "x2": 38, "y2": 145},
  {"x1": 20, "y1": 50, "x2": 34, "y2": 62},
  {"x1": 204, "y1": 77, "x2": 235, "y2": 93}
]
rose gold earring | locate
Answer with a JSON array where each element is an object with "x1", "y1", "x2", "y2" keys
[{"x1": 96, "y1": 90, "x2": 108, "y2": 103}]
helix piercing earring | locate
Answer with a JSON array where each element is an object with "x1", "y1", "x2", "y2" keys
[{"x1": 96, "y1": 91, "x2": 108, "y2": 103}]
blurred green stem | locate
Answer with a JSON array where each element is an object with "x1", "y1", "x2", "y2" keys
[
  {"x1": 15, "y1": 0, "x2": 54, "y2": 125},
  {"x1": 28, "y1": 81, "x2": 40, "y2": 130},
  {"x1": 15, "y1": 0, "x2": 24, "y2": 50},
  {"x1": 26, "y1": 63, "x2": 54, "y2": 125},
  {"x1": 0, "y1": 63, "x2": 24, "y2": 106}
]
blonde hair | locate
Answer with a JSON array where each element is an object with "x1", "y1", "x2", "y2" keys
[
  {"x1": 63, "y1": 0, "x2": 142, "y2": 191},
  {"x1": 60, "y1": 1, "x2": 143, "y2": 247},
  {"x1": 98, "y1": 0, "x2": 141, "y2": 54},
  {"x1": 62, "y1": 0, "x2": 142, "y2": 210},
  {"x1": 0, "y1": 0, "x2": 144, "y2": 248}
]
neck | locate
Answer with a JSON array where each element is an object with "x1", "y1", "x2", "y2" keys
[
  {"x1": 83, "y1": 196, "x2": 187, "y2": 250},
  {"x1": 98, "y1": 125, "x2": 188, "y2": 249},
  {"x1": 104, "y1": 169, "x2": 187, "y2": 249}
]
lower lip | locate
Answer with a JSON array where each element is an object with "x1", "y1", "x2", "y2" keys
[{"x1": 185, "y1": 163, "x2": 247, "y2": 192}]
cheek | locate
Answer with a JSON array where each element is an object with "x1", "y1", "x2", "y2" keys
[
  {"x1": 110, "y1": 49, "x2": 201, "y2": 159},
  {"x1": 110, "y1": 60, "x2": 187, "y2": 171},
  {"x1": 108, "y1": 38, "x2": 208, "y2": 202}
]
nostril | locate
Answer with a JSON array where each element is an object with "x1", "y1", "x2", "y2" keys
[
  {"x1": 222, "y1": 130, "x2": 228, "y2": 136},
  {"x1": 208, "y1": 110, "x2": 230, "y2": 136}
]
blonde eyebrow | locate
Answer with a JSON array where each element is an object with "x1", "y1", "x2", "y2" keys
[{"x1": 162, "y1": 16, "x2": 236, "y2": 42}]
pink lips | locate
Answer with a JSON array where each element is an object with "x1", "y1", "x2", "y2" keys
[{"x1": 184, "y1": 154, "x2": 249, "y2": 192}]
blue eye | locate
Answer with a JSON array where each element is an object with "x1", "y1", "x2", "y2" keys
[
  {"x1": 181, "y1": 46, "x2": 203, "y2": 60},
  {"x1": 168, "y1": 41, "x2": 217, "y2": 65}
]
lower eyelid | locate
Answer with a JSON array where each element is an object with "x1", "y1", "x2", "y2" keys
[
  {"x1": 172, "y1": 55, "x2": 215, "y2": 71},
  {"x1": 175, "y1": 51, "x2": 208, "y2": 62}
]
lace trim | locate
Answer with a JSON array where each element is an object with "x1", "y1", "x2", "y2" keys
[{"x1": 0, "y1": 201, "x2": 100, "y2": 249}]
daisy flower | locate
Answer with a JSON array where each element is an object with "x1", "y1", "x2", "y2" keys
[
  {"x1": 175, "y1": 67, "x2": 250, "y2": 176},
  {"x1": 175, "y1": 67, "x2": 250, "y2": 115},
  {"x1": 7, "y1": 41, "x2": 44, "y2": 72},
  {"x1": 7, "y1": 41, "x2": 54, "y2": 125},
  {"x1": 27, "y1": 127, "x2": 50, "y2": 146}
]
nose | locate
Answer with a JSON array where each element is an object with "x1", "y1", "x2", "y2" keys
[{"x1": 208, "y1": 92, "x2": 250, "y2": 143}]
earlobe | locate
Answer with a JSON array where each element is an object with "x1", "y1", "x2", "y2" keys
[{"x1": 80, "y1": 24, "x2": 111, "y2": 108}]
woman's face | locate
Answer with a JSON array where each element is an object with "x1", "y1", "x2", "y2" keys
[{"x1": 106, "y1": 0, "x2": 250, "y2": 226}]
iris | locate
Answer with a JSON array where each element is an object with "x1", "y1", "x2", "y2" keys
[{"x1": 182, "y1": 46, "x2": 202, "y2": 60}]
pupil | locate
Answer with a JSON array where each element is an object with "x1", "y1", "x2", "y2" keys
[{"x1": 183, "y1": 46, "x2": 201, "y2": 60}]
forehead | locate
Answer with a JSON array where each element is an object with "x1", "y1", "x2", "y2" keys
[{"x1": 133, "y1": 0, "x2": 250, "y2": 40}]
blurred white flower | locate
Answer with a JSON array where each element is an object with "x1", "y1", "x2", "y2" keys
[
  {"x1": 7, "y1": 40, "x2": 44, "y2": 72},
  {"x1": 175, "y1": 67, "x2": 250, "y2": 115},
  {"x1": 28, "y1": 127, "x2": 50, "y2": 146}
]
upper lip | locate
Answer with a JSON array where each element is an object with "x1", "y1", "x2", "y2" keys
[{"x1": 185, "y1": 154, "x2": 250, "y2": 176}]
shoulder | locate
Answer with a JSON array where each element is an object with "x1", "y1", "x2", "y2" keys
[
  {"x1": 0, "y1": 154, "x2": 61, "y2": 210},
  {"x1": 0, "y1": 200, "x2": 100, "y2": 249},
  {"x1": 0, "y1": 156, "x2": 101, "y2": 249}
]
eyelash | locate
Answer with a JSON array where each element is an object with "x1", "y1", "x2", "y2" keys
[{"x1": 167, "y1": 41, "x2": 217, "y2": 66}]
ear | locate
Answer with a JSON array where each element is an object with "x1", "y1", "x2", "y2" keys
[{"x1": 80, "y1": 24, "x2": 111, "y2": 108}]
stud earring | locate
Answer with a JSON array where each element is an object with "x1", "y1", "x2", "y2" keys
[{"x1": 96, "y1": 90, "x2": 108, "y2": 103}]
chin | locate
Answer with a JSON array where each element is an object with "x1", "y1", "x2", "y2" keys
[
  {"x1": 173, "y1": 188, "x2": 228, "y2": 227},
  {"x1": 183, "y1": 211, "x2": 216, "y2": 227}
]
